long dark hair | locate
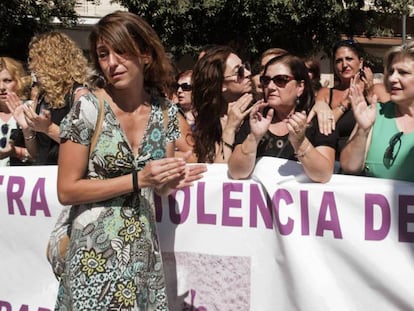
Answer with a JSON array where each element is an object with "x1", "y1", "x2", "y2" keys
[
  {"x1": 192, "y1": 45, "x2": 233, "y2": 163},
  {"x1": 263, "y1": 54, "x2": 314, "y2": 113},
  {"x1": 331, "y1": 39, "x2": 365, "y2": 83}
]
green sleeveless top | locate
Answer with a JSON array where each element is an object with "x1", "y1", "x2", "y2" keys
[{"x1": 365, "y1": 101, "x2": 414, "y2": 182}]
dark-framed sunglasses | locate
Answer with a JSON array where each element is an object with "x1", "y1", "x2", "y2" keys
[
  {"x1": 174, "y1": 82, "x2": 192, "y2": 92},
  {"x1": 224, "y1": 62, "x2": 251, "y2": 81},
  {"x1": 1, "y1": 123, "x2": 9, "y2": 135},
  {"x1": 0, "y1": 137, "x2": 6, "y2": 148},
  {"x1": 383, "y1": 131, "x2": 403, "y2": 169},
  {"x1": 260, "y1": 75, "x2": 295, "y2": 88},
  {"x1": 0, "y1": 124, "x2": 9, "y2": 148}
]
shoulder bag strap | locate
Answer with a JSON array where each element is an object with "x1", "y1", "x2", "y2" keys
[
  {"x1": 89, "y1": 90, "x2": 105, "y2": 158},
  {"x1": 162, "y1": 100, "x2": 169, "y2": 133}
]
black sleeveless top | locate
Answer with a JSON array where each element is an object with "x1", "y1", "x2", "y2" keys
[
  {"x1": 34, "y1": 83, "x2": 86, "y2": 165},
  {"x1": 235, "y1": 116, "x2": 338, "y2": 161}
]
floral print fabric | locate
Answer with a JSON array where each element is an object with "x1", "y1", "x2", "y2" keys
[{"x1": 55, "y1": 92, "x2": 179, "y2": 310}]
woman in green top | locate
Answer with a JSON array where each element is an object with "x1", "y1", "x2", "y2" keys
[{"x1": 340, "y1": 41, "x2": 414, "y2": 183}]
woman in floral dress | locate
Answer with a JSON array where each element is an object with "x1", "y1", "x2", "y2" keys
[{"x1": 55, "y1": 11, "x2": 206, "y2": 310}]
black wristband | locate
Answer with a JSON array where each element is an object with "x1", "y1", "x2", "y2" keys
[
  {"x1": 132, "y1": 170, "x2": 139, "y2": 192},
  {"x1": 222, "y1": 139, "x2": 234, "y2": 151}
]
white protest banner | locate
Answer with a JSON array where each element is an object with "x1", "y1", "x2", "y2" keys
[
  {"x1": 0, "y1": 166, "x2": 60, "y2": 311},
  {"x1": 0, "y1": 158, "x2": 413, "y2": 310}
]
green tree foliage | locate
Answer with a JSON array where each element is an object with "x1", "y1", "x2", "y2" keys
[
  {"x1": 374, "y1": 0, "x2": 414, "y2": 15},
  {"x1": 112, "y1": 0, "x2": 379, "y2": 61},
  {"x1": 365, "y1": 0, "x2": 414, "y2": 38},
  {"x1": 0, "y1": 0, "x2": 79, "y2": 60}
]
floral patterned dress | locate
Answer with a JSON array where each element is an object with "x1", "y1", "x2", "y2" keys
[{"x1": 55, "y1": 92, "x2": 179, "y2": 311}]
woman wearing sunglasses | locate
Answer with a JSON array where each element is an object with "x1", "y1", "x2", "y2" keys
[
  {"x1": 228, "y1": 54, "x2": 338, "y2": 183},
  {"x1": 175, "y1": 70, "x2": 196, "y2": 130},
  {"x1": 192, "y1": 45, "x2": 253, "y2": 163},
  {"x1": 251, "y1": 47, "x2": 289, "y2": 101},
  {"x1": 340, "y1": 42, "x2": 414, "y2": 182},
  {"x1": 171, "y1": 69, "x2": 198, "y2": 162}
]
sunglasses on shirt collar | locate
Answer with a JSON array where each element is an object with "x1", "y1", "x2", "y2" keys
[
  {"x1": 383, "y1": 131, "x2": 403, "y2": 169},
  {"x1": 0, "y1": 124, "x2": 9, "y2": 148}
]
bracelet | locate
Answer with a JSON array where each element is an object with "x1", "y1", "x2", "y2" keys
[
  {"x1": 338, "y1": 103, "x2": 348, "y2": 113},
  {"x1": 21, "y1": 148, "x2": 29, "y2": 163},
  {"x1": 295, "y1": 141, "x2": 312, "y2": 159},
  {"x1": 222, "y1": 139, "x2": 234, "y2": 151},
  {"x1": 24, "y1": 133, "x2": 36, "y2": 141},
  {"x1": 132, "y1": 170, "x2": 139, "y2": 192}
]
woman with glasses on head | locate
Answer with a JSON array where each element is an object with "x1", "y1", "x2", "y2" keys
[
  {"x1": 340, "y1": 42, "x2": 414, "y2": 182},
  {"x1": 192, "y1": 45, "x2": 253, "y2": 163},
  {"x1": 310, "y1": 39, "x2": 389, "y2": 161},
  {"x1": 0, "y1": 56, "x2": 32, "y2": 165},
  {"x1": 228, "y1": 54, "x2": 338, "y2": 183}
]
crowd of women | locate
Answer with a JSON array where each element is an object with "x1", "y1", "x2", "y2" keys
[{"x1": 1, "y1": 10, "x2": 413, "y2": 310}]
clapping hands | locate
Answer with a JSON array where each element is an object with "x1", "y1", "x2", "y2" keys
[
  {"x1": 287, "y1": 110, "x2": 308, "y2": 150},
  {"x1": 140, "y1": 151, "x2": 206, "y2": 196},
  {"x1": 348, "y1": 78, "x2": 377, "y2": 131},
  {"x1": 249, "y1": 100, "x2": 273, "y2": 141}
]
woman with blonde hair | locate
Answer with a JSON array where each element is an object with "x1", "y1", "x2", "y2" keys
[
  {"x1": 6, "y1": 31, "x2": 90, "y2": 164},
  {"x1": 0, "y1": 56, "x2": 32, "y2": 165}
]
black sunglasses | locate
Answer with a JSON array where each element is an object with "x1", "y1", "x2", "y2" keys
[
  {"x1": 174, "y1": 82, "x2": 192, "y2": 92},
  {"x1": 0, "y1": 137, "x2": 6, "y2": 148},
  {"x1": 260, "y1": 75, "x2": 295, "y2": 88},
  {"x1": 383, "y1": 131, "x2": 403, "y2": 169},
  {"x1": 1, "y1": 123, "x2": 8, "y2": 135},
  {"x1": 0, "y1": 124, "x2": 8, "y2": 148},
  {"x1": 224, "y1": 62, "x2": 251, "y2": 81},
  {"x1": 336, "y1": 39, "x2": 355, "y2": 45}
]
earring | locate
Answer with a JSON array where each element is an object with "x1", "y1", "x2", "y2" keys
[{"x1": 296, "y1": 97, "x2": 300, "y2": 106}]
